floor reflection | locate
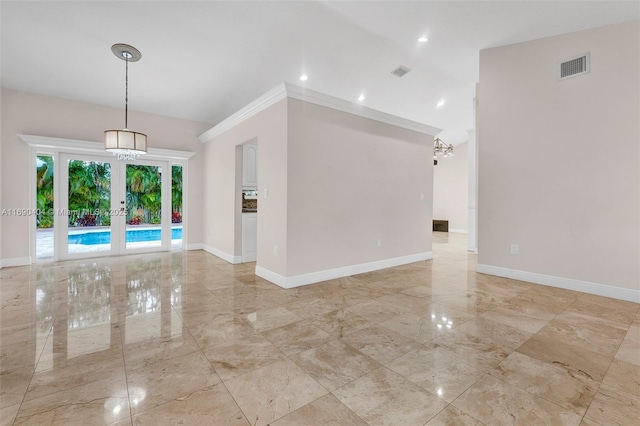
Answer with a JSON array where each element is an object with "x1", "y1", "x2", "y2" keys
[{"x1": 1, "y1": 233, "x2": 638, "y2": 425}]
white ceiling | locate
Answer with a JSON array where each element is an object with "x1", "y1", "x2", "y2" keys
[{"x1": 2, "y1": 1, "x2": 638, "y2": 143}]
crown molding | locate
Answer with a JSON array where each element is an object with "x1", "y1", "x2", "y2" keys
[
  {"x1": 198, "y1": 84, "x2": 288, "y2": 143},
  {"x1": 198, "y1": 82, "x2": 441, "y2": 143},
  {"x1": 284, "y1": 83, "x2": 441, "y2": 136}
]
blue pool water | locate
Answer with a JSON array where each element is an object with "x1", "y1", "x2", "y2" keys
[{"x1": 68, "y1": 228, "x2": 182, "y2": 245}]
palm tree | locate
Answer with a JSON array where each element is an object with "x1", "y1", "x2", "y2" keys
[
  {"x1": 126, "y1": 165, "x2": 161, "y2": 224},
  {"x1": 68, "y1": 160, "x2": 111, "y2": 226},
  {"x1": 36, "y1": 155, "x2": 54, "y2": 228},
  {"x1": 172, "y1": 165, "x2": 183, "y2": 223},
  {"x1": 37, "y1": 160, "x2": 178, "y2": 228}
]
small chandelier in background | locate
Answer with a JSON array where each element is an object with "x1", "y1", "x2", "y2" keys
[
  {"x1": 104, "y1": 43, "x2": 147, "y2": 161},
  {"x1": 433, "y1": 137, "x2": 453, "y2": 159}
]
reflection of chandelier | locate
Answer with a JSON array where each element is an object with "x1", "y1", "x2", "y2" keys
[
  {"x1": 433, "y1": 137, "x2": 454, "y2": 159},
  {"x1": 104, "y1": 44, "x2": 147, "y2": 161}
]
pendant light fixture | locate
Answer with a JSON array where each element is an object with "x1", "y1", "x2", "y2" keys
[
  {"x1": 433, "y1": 137, "x2": 453, "y2": 159},
  {"x1": 104, "y1": 43, "x2": 147, "y2": 161}
]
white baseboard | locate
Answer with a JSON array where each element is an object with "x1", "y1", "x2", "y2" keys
[
  {"x1": 449, "y1": 228, "x2": 468, "y2": 234},
  {"x1": 255, "y1": 266, "x2": 287, "y2": 287},
  {"x1": 476, "y1": 264, "x2": 640, "y2": 303},
  {"x1": 186, "y1": 243, "x2": 204, "y2": 250},
  {"x1": 256, "y1": 252, "x2": 433, "y2": 289},
  {"x1": 0, "y1": 257, "x2": 31, "y2": 268},
  {"x1": 201, "y1": 245, "x2": 242, "y2": 264}
]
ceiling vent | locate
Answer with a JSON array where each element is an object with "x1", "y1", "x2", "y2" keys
[
  {"x1": 559, "y1": 53, "x2": 590, "y2": 80},
  {"x1": 391, "y1": 65, "x2": 411, "y2": 77}
]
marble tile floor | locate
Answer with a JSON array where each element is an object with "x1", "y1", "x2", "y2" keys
[{"x1": 1, "y1": 233, "x2": 638, "y2": 425}]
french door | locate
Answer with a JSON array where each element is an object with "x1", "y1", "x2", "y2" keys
[{"x1": 58, "y1": 153, "x2": 171, "y2": 260}]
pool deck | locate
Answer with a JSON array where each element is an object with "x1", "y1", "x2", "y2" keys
[{"x1": 37, "y1": 226, "x2": 183, "y2": 259}]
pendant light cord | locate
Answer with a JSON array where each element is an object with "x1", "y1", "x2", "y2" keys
[{"x1": 124, "y1": 56, "x2": 129, "y2": 130}]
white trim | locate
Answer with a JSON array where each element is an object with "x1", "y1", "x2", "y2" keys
[
  {"x1": 242, "y1": 253, "x2": 257, "y2": 263},
  {"x1": 448, "y1": 228, "x2": 468, "y2": 234},
  {"x1": 256, "y1": 252, "x2": 433, "y2": 289},
  {"x1": 201, "y1": 244, "x2": 242, "y2": 264},
  {"x1": 178, "y1": 161, "x2": 189, "y2": 250},
  {"x1": 1, "y1": 257, "x2": 31, "y2": 268},
  {"x1": 19, "y1": 134, "x2": 196, "y2": 160},
  {"x1": 476, "y1": 264, "x2": 640, "y2": 303},
  {"x1": 254, "y1": 266, "x2": 287, "y2": 287},
  {"x1": 199, "y1": 84, "x2": 288, "y2": 142},
  {"x1": 198, "y1": 83, "x2": 441, "y2": 143},
  {"x1": 186, "y1": 243, "x2": 204, "y2": 251},
  {"x1": 284, "y1": 83, "x2": 441, "y2": 135},
  {"x1": 29, "y1": 147, "x2": 38, "y2": 261},
  {"x1": 467, "y1": 124, "x2": 478, "y2": 253}
]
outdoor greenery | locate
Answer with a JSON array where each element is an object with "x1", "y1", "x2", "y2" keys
[
  {"x1": 36, "y1": 155, "x2": 54, "y2": 228},
  {"x1": 35, "y1": 155, "x2": 183, "y2": 228},
  {"x1": 171, "y1": 165, "x2": 183, "y2": 223},
  {"x1": 68, "y1": 160, "x2": 111, "y2": 226},
  {"x1": 126, "y1": 164, "x2": 161, "y2": 224}
]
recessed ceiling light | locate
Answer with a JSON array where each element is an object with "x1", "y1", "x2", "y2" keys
[
  {"x1": 437, "y1": 99, "x2": 445, "y2": 108},
  {"x1": 299, "y1": 74, "x2": 308, "y2": 81},
  {"x1": 358, "y1": 94, "x2": 365, "y2": 102},
  {"x1": 418, "y1": 36, "x2": 429, "y2": 43}
]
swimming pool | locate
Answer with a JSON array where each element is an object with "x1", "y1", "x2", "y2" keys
[{"x1": 68, "y1": 228, "x2": 182, "y2": 245}]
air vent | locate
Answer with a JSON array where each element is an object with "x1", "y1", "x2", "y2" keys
[
  {"x1": 559, "y1": 53, "x2": 590, "y2": 80},
  {"x1": 391, "y1": 65, "x2": 411, "y2": 77}
]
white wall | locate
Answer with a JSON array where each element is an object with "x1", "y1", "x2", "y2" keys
[
  {"x1": 201, "y1": 91, "x2": 435, "y2": 287},
  {"x1": 201, "y1": 99, "x2": 289, "y2": 274},
  {"x1": 478, "y1": 20, "x2": 639, "y2": 301},
  {"x1": 286, "y1": 99, "x2": 434, "y2": 278},
  {"x1": 0, "y1": 90, "x2": 3, "y2": 266},
  {"x1": 433, "y1": 141, "x2": 468, "y2": 233},
  {"x1": 0, "y1": 89, "x2": 211, "y2": 264}
]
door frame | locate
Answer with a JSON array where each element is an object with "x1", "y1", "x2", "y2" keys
[
  {"x1": 119, "y1": 158, "x2": 172, "y2": 256},
  {"x1": 58, "y1": 152, "x2": 120, "y2": 260},
  {"x1": 22, "y1": 134, "x2": 195, "y2": 263}
]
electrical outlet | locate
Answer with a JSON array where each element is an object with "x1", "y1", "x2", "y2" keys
[
  {"x1": 273, "y1": 245, "x2": 278, "y2": 256},
  {"x1": 420, "y1": 193, "x2": 425, "y2": 201},
  {"x1": 377, "y1": 238, "x2": 382, "y2": 248},
  {"x1": 264, "y1": 188, "x2": 269, "y2": 199},
  {"x1": 510, "y1": 244, "x2": 519, "y2": 255}
]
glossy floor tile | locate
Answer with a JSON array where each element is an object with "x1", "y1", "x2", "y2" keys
[{"x1": 1, "y1": 232, "x2": 638, "y2": 425}]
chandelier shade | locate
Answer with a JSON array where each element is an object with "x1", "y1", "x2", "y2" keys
[
  {"x1": 104, "y1": 129, "x2": 147, "y2": 160},
  {"x1": 104, "y1": 43, "x2": 146, "y2": 160}
]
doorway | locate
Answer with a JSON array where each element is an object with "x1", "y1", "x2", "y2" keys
[
  {"x1": 56, "y1": 153, "x2": 172, "y2": 260},
  {"x1": 35, "y1": 152, "x2": 184, "y2": 261},
  {"x1": 24, "y1": 134, "x2": 193, "y2": 263}
]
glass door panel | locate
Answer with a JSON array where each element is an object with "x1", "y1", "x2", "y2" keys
[
  {"x1": 60, "y1": 155, "x2": 118, "y2": 259},
  {"x1": 125, "y1": 164, "x2": 162, "y2": 250},
  {"x1": 55, "y1": 154, "x2": 172, "y2": 260},
  {"x1": 171, "y1": 165, "x2": 183, "y2": 250},
  {"x1": 36, "y1": 154, "x2": 55, "y2": 260}
]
